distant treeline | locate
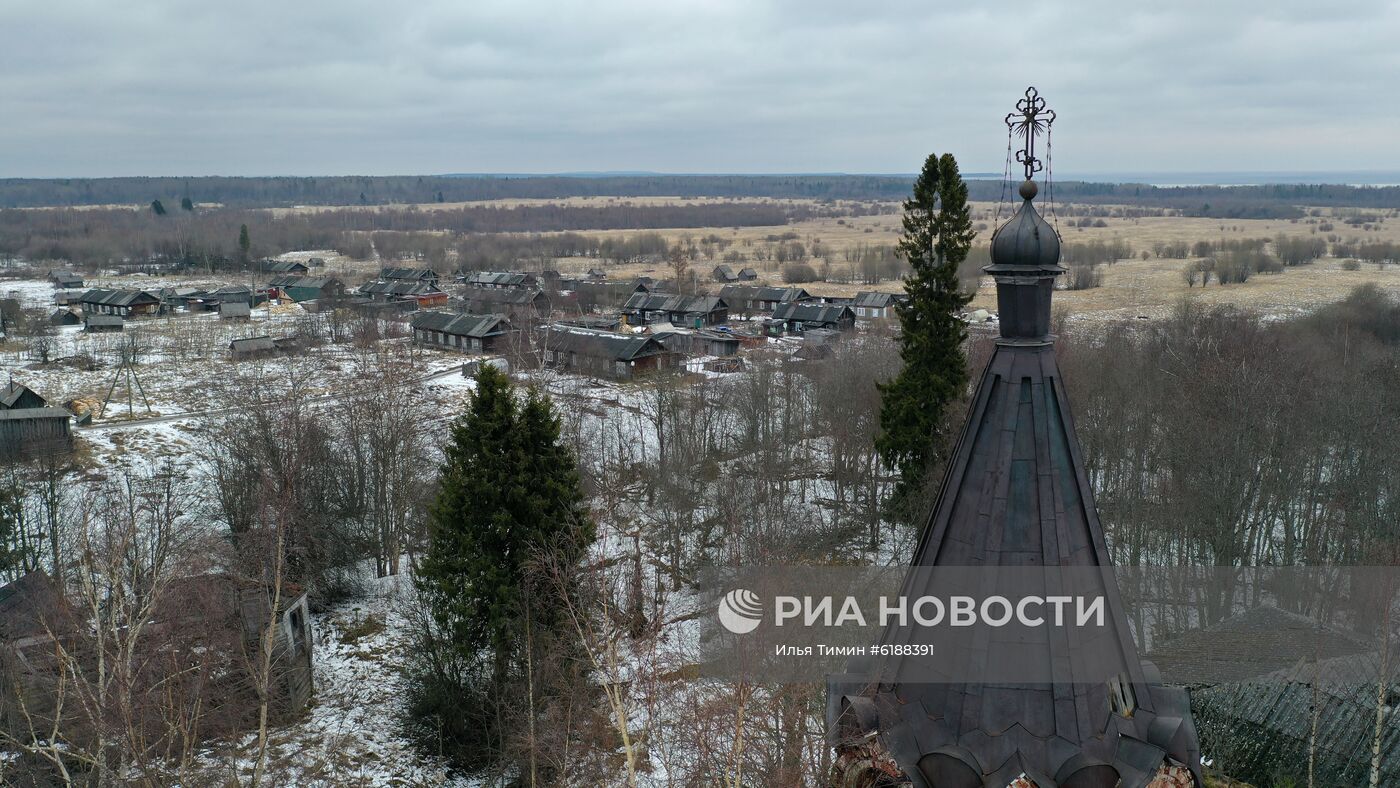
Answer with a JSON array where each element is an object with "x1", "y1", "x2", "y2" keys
[
  {"x1": 2, "y1": 175, "x2": 1399, "y2": 217},
  {"x1": 0, "y1": 202, "x2": 819, "y2": 268}
]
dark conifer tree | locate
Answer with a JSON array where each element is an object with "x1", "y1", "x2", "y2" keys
[
  {"x1": 876, "y1": 153, "x2": 975, "y2": 514},
  {"x1": 407, "y1": 365, "x2": 594, "y2": 773},
  {"x1": 237, "y1": 224, "x2": 251, "y2": 265}
]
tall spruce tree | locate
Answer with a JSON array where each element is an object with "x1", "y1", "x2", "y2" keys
[
  {"x1": 408, "y1": 364, "x2": 594, "y2": 773},
  {"x1": 876, "y1": 152, "x2": 975, "y2": 513}
]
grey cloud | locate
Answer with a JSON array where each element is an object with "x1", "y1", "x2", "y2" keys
[{"x1": 0, "y1": 0, "x2": 1397, "y2": 177}]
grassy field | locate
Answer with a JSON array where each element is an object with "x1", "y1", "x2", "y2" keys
[{"x1": 264, "y1": 194, "x2": 1400, "y2": 321}]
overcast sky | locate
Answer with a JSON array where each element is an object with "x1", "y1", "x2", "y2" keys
[{"x1": 2, "y1": 0, "x2": 1398, "y2": 178}]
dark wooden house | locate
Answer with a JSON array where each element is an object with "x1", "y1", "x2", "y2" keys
[
  {"x1": 263, "y1": 260, "x2": 309, "y2": 275},
  {"x1": 620, "y1": 293, "x2": 729, "y2": 327},
  {"x1": 765, "y1": 302, "x2": 855, "y2": 334},
  {"x1": 380, "y1": 267, "x2": 440, "y2": 284},
  {"x1": 358, "y1": 279, "x2": 448, "y2": 308},
  {"x1": 47, "y1": 270, "x2": 84, "y2": 289},
  {"x1": 270, "y1": 276, "x2": 345, "y2": 303},
  {"x1": 718, "y1": 285, "x2": 811, "y2": 315},
  {"x1": 78, "y1": 288, "x2": 159, "y2": 318},
  {"x1": 49, "y1": 308, "x2": 81, "y2": 326},
  {"x1": 455, "y1": 286, "x2": 550, "y2": 321},
  {"x1": 653, "y1": 328, "x2": 743, "y2": 357},
  {"x1": 411, "y1": 311, "x2": 515, "y2": 354},
  {"x1": 541, "y1": 327, "x2": 678, "y2": 379},
  {"x1": 851, "y1": 290, "x2": 905, "y2": 319},
  {"x1": 463, "y1": 271, "x2": 538, "y2": 289}
]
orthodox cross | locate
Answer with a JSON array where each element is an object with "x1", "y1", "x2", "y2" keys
[{"x1": 1005, "y1": 86, "x2": 1055, "y2": 181}]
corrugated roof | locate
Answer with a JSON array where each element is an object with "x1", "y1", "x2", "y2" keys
[
  {"x1": 360, "y1": 280, "x2": 443, "y2": 297},
  {"x1": 463, "y1": 271, "x2": 537, "y2": 287},
  {"x1": 545, "y1": 327, "x2": 669, "y2": 362},
  {"x1": 410, "y1": 311, "x2": 509, "y2": 338},
  {"x1": 459, "y1": 285, "x2": 546, "y2": 305},
  {"x1": 771, "y1": 301, "x2": 853, "y2": 324},
  {"x1": 79, "y1": 288, "x2": 158, "y2": 307},
  {"x1": 718, "y1": 284, "x2": 810, "y2": 303},
  {"x1": 622, "y1": 293, "x2": 726, "y2": 314}
]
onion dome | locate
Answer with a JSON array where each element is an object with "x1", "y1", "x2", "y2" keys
[{"x1": 985, "y1": 180, "x2": 1064, "y2": 343}]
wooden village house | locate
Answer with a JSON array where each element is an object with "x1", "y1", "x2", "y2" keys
[
  {"x1": 765, "y1": 302, "x2": 856, "y2": 334},
  {"x1": 410, "y1": 311, "x2": 516, "y2": 354},
  {"x1": 455, "y1": 286, "x2": 550, "y2": 321},
  {"x1": 380, "y1": 267, "x2": 440, "y2": 285},
  {"x1": 717, "y1": 285, "x2": 811, "y2": 315},
  {"x1": 269, "y1": 276, "x2": 345, "y2": 303},
  {"x1": 47, "y1": 270, "x2": 84, "y2": 289},
  {"x1": 462, "y1": 271, "x2": 538, "y2": 289},
  {"x1": 620, "y1": 293, "x2": 729, "y2": 327},
  {"x1": 541, "y1": 327, "x2": 678, "y2": 380},
  {"x1": 78, "y1": 288, "x2": 160, "y2": 318},
  {"x1": 358, "y1": 279, "x2": 449, "y2": 309}
]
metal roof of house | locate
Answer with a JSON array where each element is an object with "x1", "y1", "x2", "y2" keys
[
  {"x1": 272, "y1": 276, "x2": 340, "y2": 290},
  {"x1": 622, "y1": 293, "x2": 727, "y2": 314},
  {"x1": 718, "y1": 284, "x2": 810, "y2": 303},
  {"x1": 84, "y1": 314, "x2": 124, "y2": 327},
  {"x1": 458, "y1": 285, "x2": 546, "y2": 305},
  {"x1": 463, "y1": 271, "x2": 537, "y2": 288},
  {"x1": 853, "y1": 291, "x2": 903, "y2": 308},
  {"x1": 1, "y1": 383, "x2": 46, "y2": 409},
  {"x1": 220, "y1": 302, "x2": 252, "y2": 317},
  {"x1": 264, "y1": 261, "x2": 307, "y2": 273},
  {"x1": 360, "y1": 280, "x2": 443, "y2": 297},
  {"x1": 410, "y1": 311, "x2": 509, "y2": 338},
  {"x1": 79, "y1": 288, "x2": 158, "y2": 306},
  {"x1": 544, "y1": 327, "x2": 669, "y2": 362},
  {"x1": 380, "y1": 267, "x2": 438, "y2": 281},
  {"x1": 770, "y1": 302, "x2": 853, "y2": 324}
]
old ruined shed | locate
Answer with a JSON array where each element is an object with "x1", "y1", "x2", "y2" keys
[
  {"x1": 220, "y1": 301, "x2": 252, "y2": 321},
  {"x1": 0, "y1": 384, "x2": 72, "y2": 461},
  {"x1": 49, "y1": 308, "x2": 81, "y2": 326},
  {"x1": 827, "y1": 124, "x2": 1205, "y2": 787},
  {"x1": 411, "y1": 311, "x2": 516, "y2": 354},
  {"x1": 230, "y1": 336, "x2": 276, "y2": 360},
  {"x1": 83, "y1": 314, "x2": 124, "y2": 333}
]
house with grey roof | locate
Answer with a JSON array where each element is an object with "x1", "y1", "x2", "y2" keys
[
  {"x1": 621, "y1": 293, "x2": 728, "y2": 327},
  {"x1": 47, "y1": 270, "x2": 83, "y2": 289},
  {"x1": 380, "y1": 267, "x2": 439, "y2": 284},
  {"x1": 410, "y1": 311, "x2": 516, "y2": 354},
  {"x1": 455, "y1": 286, "x2": 550, "y2": 321},
  {"x1": 463, "y1": 271, "x2": 538, "y2": 289},
  {"x1": 718, "y1": 284, "x2": 811, "y2": 315},
  {"x1": 78, "y1": 288, "x2": 159, "y2": 317},
  {"x1": 765, "y1": 301, "x2": 856, "y2": 334},
  {"x1": 541, "y1": 327, "x2": 678, "y2": 379},
  {"x1": 220, "y1": 302, "x2": 252, "y2": 320},
  {"x1": 851, "y1": 291, "x2": 906, "y2": 320}
]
